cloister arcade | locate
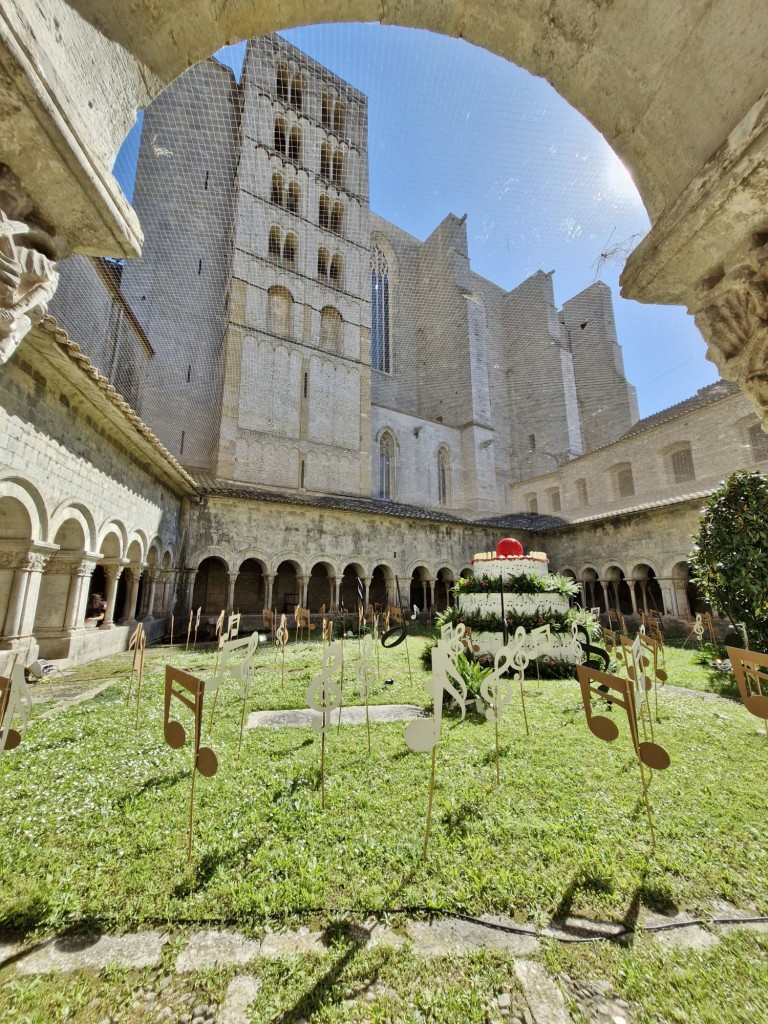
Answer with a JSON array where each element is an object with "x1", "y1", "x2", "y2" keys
[{"x1": 558, "y1": 559, "x2": 698, "y2": 620}]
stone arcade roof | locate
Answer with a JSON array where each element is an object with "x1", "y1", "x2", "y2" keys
[
  {"x1": 194, "y1": 473, "x2": 538, "y2": 531},
  {"x1": 39, "y1": 316, "x2": 198, "y2": 494},
  {"x1": 475, "y1": 511, "x2": 569, "y2": 533}
]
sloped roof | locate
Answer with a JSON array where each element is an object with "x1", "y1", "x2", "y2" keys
[{"x1": 616, "y1": 379, "x2": 740, "y2": 444}]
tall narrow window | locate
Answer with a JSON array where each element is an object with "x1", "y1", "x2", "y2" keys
[
  {"x1": 276, "y1": 64, "x2": 289, "y2": 103},
  {"x1": 274, "y1": 117, "x2": 287, "y2": 155},
  {"x1": 379, "y1": 432, "x2": 394, "y2": 500},
  {"x1": 287, "y1": 180, "x2": 300, "y2": 214},
  {"x1": 290, "y1": 74, "x2": 303, "y2": 111},
  {"x1": 321, "y1": 93, "x2": 332, "y2": 128},
  {"x1": 267, "y1": 286, "x2": 294, "y2": 338},
  {"x1": 330, "y1": 202, "x2": 344, "y2": 234},
  {"x1": 320, "y1": 143, "x2": 330, "y2": 179},
  {"x1": 271, "y1": 172, "x2": 284, "y2": 206},
  {"x1": 332, "y1": 151, "x2": 344, "y2": 185},
  {"x1": 371, "y1": 247, "x2": 391, "y2": 373},
  {"x1": 329, "y1": 254, "x2": 343, "y2": 288},
  {"x1": 318, "y1": 194, "x2": 330, "y2": 228},
  {"x1": 282, "y1": 233, "x2": 298, "y2": 269},
  {"x1": 333, "y1": 102, "x2": 346, "y2": 134},
  {"x1": 268, "y1": 226, "x2": 281, "y2": 260},
  {"x1": 288, "y1": 126, "x2": 301, "y2": 163},
  {"x1": 320, "y1": 306, "x2": 343, "y2": 352},
  {"x1": 671, "y1": 444, "x2": 695, "y2": 483},
  {"x1": 437, "y1": 447, "x2": 450, "y2": 506},
  {"x1": 575, "y1": 478, "x2": 588, "y2": 507},
  {"x1": 616, "y1": 465, "x2": 635, "y2": 498},
  {"x1": 317, "y1": 247, "x2": 329, "y2": 281}
]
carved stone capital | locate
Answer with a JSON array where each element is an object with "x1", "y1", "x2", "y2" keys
[
  {"x1": 71, "y1": 560, "x2": 96, "y2": 578},
  {"x1": 18, "y1": 551, "x2": 51, "y2": 572},
  {"x1": 692, "y1": 257, "x2": 768, "y2": 427},
  {"x1": 0, "y1": 168, "x2": 61, "y2": 365},
  {"x1": 103, "y1": 563, "x2": 124, "y2": 582}
]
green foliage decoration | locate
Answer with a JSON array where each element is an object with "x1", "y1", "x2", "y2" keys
[
  {"x1": 690, "y1": 469, "x2": 768, "y2": 652},
  {"x1": 451, "y1": 571, "x2": 580, "y2": 598}
]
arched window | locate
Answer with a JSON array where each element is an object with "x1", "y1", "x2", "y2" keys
[
  {"x1": 276, "y1": 64, "x2": 289, "y2": 103},
  {"x1": 332, "y1": 151, "x2": 344, "y2": 186},
  {"x1": 274, "y1": 117, "x2": 287, "y2": 155},
  {"x1": 320, "y1": 143, "x2": 330, "y2": 179},
  {"x1": 669, "y1": 442, "x2": 695, "y2": 484},
  {"x1": 318, "y1": 194, "x2": 330, "y2": 229},
  {"x1": 371, "y1": 247, "x2": 391, "y2": 373},
  {"x1": 290, "y1": 74, "x2": 303, "y2": 111},
  {"x1": 321, "y1": 93, "x2": 332, "y2": 128},
  {"x1": 330, "y1": 202, "x2": 344, "y2": 234},
  {"x1": 329, "y1": 254, "x2": 343, "y2": 288},
  {"x1": 267, "y1": 285, "x2": 294, "y2": 337},
  {"x1": 320, "y1": 306, "x2": 343, "y2": 351},
  {"x1": 287, "y1": 180, "x2": 300, "y2": 214},
  {"x1": 271, "y1": 172, "x2": 284, "y2": 207},
  {"x1": 333, "y1": 102, "x2": 346, "y2": 134},
  {"x1": 283, "y1": 232, "x2": 298, "y2": 269},
  {"x1": 288, "y1": 126, "x2": 301, "y2": 163},
  {"x1": 317, "y1": 247, "x2": 329, "y2": 281},
  {"x1": 268, "y1": 225, "x2": 281, "y2": 260},
  {"x1": 437, "y1": 447, "x2": 450, "y2": 506},
  {"x1": 378, "y1": 432, "x2": 395, "y2": 500}
]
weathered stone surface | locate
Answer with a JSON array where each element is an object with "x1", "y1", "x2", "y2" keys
[
  {"x1": 259, "y1": 927, "x2": 326, "y2": 959},
  {"x1": 175, "y1": 930, "x2": 261, "y2": 973},
  {"x1": 15, "y1": 931, "x2": 167, "y2": 974},
  {"x1": 407, "y1": 916, "x2": 539, "y2": 956},
  {"x1": 219, "y1": 975, "x2": 261, "y2": 1024},
  {"x1": 248, "y1": 704, "x2": 427, "y2": 729},
  {"x1": 513, "y1": 961, "x2": 571, "y2": 1024},
  {"x1": 640, "y1": 911, "x2": 719, "y2": 951}
]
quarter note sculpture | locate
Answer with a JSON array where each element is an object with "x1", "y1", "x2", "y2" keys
[
  {"x1": 726, "y1": 646, "x2": 768, "y2": 738},
  {"x1": 276, "y1": 613, "x2": 289, "y2": 687},
  {"x1": 479, "y1": 644, "x2": 515, "y2": 784},
  {"x1": 305, "y1": 641, "x2": 343, "y2": 808},
  {"x1": 356, "y1": 633, "x2": 376, "y2": 754},
  {"x1": 0, "y1": 656, "x2": 32, "y2": 754},
  {"x1": 213, "y1": 609, "x2": 226, "y2": 675},
  {"x1": 638, "y1": 628, "x2": 667, "y2": 722},
  {"x1": 163, "y1": 665, "x2": 219, "y2": 859},
  {"x1": 576, "y1": 664, "x2": 670, "y2": 846},
  {"x1": 404, "y1": 624, "x2": 468, "y2": 857},
  {"x1": 126, "y1": 621, "x2": 147, "y2": 726}
]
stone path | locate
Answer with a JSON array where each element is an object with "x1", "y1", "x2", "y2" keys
[
  {"x1": 35, "y1": 679, "x2": 116, "y2": 720},
  {"x1": 247, "y1": 703, "x2": 427, "y2": 729}
]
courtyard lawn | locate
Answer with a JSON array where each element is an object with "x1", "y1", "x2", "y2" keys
[{"x1": 0, "y1": 633, "x2": 766, "y2": 941}]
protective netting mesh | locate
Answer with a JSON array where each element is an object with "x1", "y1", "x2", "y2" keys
[{"x1": 47, "y1": 25, "x2": 716, "y2": 514}]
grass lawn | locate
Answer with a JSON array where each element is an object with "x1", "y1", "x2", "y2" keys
[{"x1": 1, "y1": 632, "x2": 767, "y2": 1022}]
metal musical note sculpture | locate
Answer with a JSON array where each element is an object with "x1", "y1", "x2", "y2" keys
[
  {"x1": 479, "y1": 642, "x2": 515, "y2": 784},
  {"x1": 126, "y1": 621, "x2": 147, "y2": 726},
  {"x1": 191, "y1": 607, "x2": 201, "y2": 649},
  {"x1": 576, "y1": 664, "x2": 670, "y2": 846},
  {"x1": 262, "y1": 607, "x2": 275, "y2": 633},
  {"x1": 294, "y1": 606, "x2": 315, "y2": 643},
  {"x1": 305, "y1": 641, "x2": 344, "y2": 808},
  {"x1": 0, "y1": 656, "x2": 32, "y2": 754},
  {"x1": 170, "y1": 613, "x2": 175, "y2": 649},
  {"x1": 726, "y1": 646, "x2": 768, "y2": 738},
  {"x1": 372, "y1": 612, "x2": 381, "y2": 678},
  {"x1": 404, "y1": 623, "x2": 468, "y2": 856},
  {"x1": 684, "y1": 612, "x2": 706, "y2": 649},
  {"x1": 214, "y1": 609, "x2": 225, "y2": 648},
  {"x1": 322, "y1": 615, "x2": 333, "y2": 645},
  {"x1": 276, "y1": 613, "x2": 289, "y2": 687},
  {"x1": 356, "y1": 633, "x2": 376, "y2": 754},
  {"x1": 185, "y1": 608, "x2": 194, "y2": 652},
  {"x1": 638, "y1": 628, "x2": 667, "y2": 722},
  {"x1": 222, "y1": 632, "x2": 260, "y2": 752},
  {"x1": 381, "y1": 576, "x2": 414, "y2": 688},
  {"x1": 163, "y1": 665, "x2": 219, "y2": 859}
]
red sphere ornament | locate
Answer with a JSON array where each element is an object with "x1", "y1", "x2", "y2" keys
[{"x1": 496, "y1": 537, "x2": 523, "y2": 557}]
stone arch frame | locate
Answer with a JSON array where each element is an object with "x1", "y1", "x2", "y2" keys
[
  {"x1": 319, "y1": 304, "x2": 343, "y2": 352},
  {"x1": 267, "y1": 283, "x2": 294, "y2": 337},
  {"x1": 329, "y1": 252, "x2": 343, "y2": 289},
  {"x1": 557, "y1": 563, "x2": 578, "y2": 578},
  {"x1": 96, "y1": 518, "x2": 128, "y2": 560},
  {"x1": 275, "y1": 61, "x2": 290, "y2": 103},
  {"x1": 49, "y1": 500, "x2": 97, "y2": 554},
  {"x1": 282, "y1": 230, "x2": 299, "y2": 270},
  {"x1": 268, "y1": 223, "x2": 282, "y2": 260},
  {"x1": 307, "y1": 557, "x2": 338, "y2": 612},
  {"x1": 375, "y1": 426, "x2": 398, "y2": 500},
  {"x1": 437, "y1": 444, "x2": 451, "y2": 506},
  {"x1": 162, "y1": 543, "x2": 177, "y2": 567},
  {"x1": 271, "y1": 170, "x2": 284, "y2": 206},
  {"x1": 406, "y1": 559, "x2": 433, "y2": 581},
  {"x1": 0, "y1": 475, "x2": 49, "y2": 543},
  {"x1": 192, "y1": 546, "x2": 233, "y2": 572},
  {"x1": 629, "y1": 557, "x2": 662, "y2": 580},
  {"x1": 146, "y1": 536, "x2": 163, "y2": 566},
  {"x1": 234, "y1": 549, "x2": 271, "y2": 575}
]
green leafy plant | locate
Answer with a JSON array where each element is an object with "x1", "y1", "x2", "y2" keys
[
  {"x1": 451, "y1": 571, "x2": 579, "y2": 598},
  {"x1": 690, "y1": 470, "x2": 768, "y2": 652}
]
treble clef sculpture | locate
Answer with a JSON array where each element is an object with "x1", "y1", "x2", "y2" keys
[
  {"x1": 276, "y1": 613, "x2": 289, "y2": 687},
  {"x1": 305, "y1": 641, "x2": 343, "y2": 808},
  {"x1": 508, "y1": 626, "x2": 530, "y2": 735}
]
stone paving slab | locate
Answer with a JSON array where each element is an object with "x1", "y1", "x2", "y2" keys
[
  {"x1": 175, "y1": 930, "x2": 262, "y2": 973},
  {"x1": 406, "y1": 916, "x2": 539, "y2": 956},
  {"x1": 639, "y1": 910, "x2": 718, "y2": 950},
  {"x1": 36, "y1": 680, "x2": 115, "y2": 720},
  {"x1": 259, "y1": 927, "x2": 326, "y2": 959},
  {"x1": 544, "y1": 915, "x2": 627, "y2": 941},
  {"x1": 219, "y1": 975, "x2": 261, "y2": 1024},
  {"x1": 248, "y1": 704, "x2": 427, "y2": 729},
  {"x1": 15, "y1": 931, "x2": 167, "y2": 974},
  {"x1": 709, "y1": 901, "x2": 768, "y2": 933},
  {"x1": 514, "y1": 960, "x2": 572, "y2": 1024}
]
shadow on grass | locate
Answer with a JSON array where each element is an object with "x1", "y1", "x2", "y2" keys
[
  {"x1": 441, "y1": 799, "x2": 485, "y2": 838},
  {"x1": 113, "y1": 768, "x2": 190, "y2": 810},
  {"x1": 172, "y1": 834, "x2": 266, "y2": 898}
]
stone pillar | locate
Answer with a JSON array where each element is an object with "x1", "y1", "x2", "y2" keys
[
  {"x1": 142, "y1": 570, "x2": 159, "y2": 622},
  {"x1": 16, "y1": 551, "x2": 52, "y2": 639},
  {"x1": 426, "y1": 578, "x2": 434, "y2": 610},
  {"x1": 580, "y1": 581, "x2": 588, "y2": 607},
  {"x1": 184, "y1": 569, "x2": 197, "y2": 612},
  {"x1": 64, "y1": 560, "x2": 94, "y2": 631},
  {"x1": 629, "y1": 583, "x2": 639, "y2": 616},
  {"x1": 328, "y1": 576, "x2": 336, "y2": 611},
  {"x1": 673, "y1": 577, "x2": 689, "y2": 617},
  {"x1": 122, "y1": 567, "x2": 142, "y2": 622},
  {"x1": 299, "y1": 575, "x2": 309, "y2": 607},
  {"x1": 363, "y1": 576, "x2": 371, "y2": 611},
  {"x1": 264, "y1": 573, "x2": 275, "y2": 610},
  {"x1": 226, "y1": 572, "x2": 238, "y2": 615},
  {"x1": 102, "y1": 564, "x2": 124, "y2": 629},
  {"x1": 659, "y1": 582, "x2": 674, "y2": 616},
  {"x1": 334, "y1": 576, "x2": 341, "y2": 611},
  {"x1": 2, "y1": 557, "x2": 30, "y2": 639}
]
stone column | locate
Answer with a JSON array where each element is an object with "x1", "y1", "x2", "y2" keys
[
  {"x1": 122, "y1": 567, "x2": 142, "y2": 622},
  {"x1": 184, "y1": 569, "x2": 197, "y2": 612},
  {"x1": 580, "y1": 581, "x2": 588, "y2": 607},
  {"x1": 426, "y1": 578, "x2": 434, "y2": 611},
  {"x1": 264, "y1": 573, "x2": 275, "y2": 611},
  {"x1": 328, "y1": 576, "x2": 336, "y2": 611},
  {"x1": 2, "y1": 554, "x2": 30, "y2": 639},
  {"x1": 226, "y1": 572, "x2": 238, "y2": 615},
  {"x1": 363, "y1": 576, "x2": 371, "y2": 611},
  {"x1": 64, "y1": 560, "x2": 94, "y2": 631},
  {"x1": 16, "y1": 551, "x2": 52, "y2": 640},
  {"x1": 142, "y1": 570, "x2": 159, "y2": 622},
  {"x1": 673, "y1": 577, "x2": 688, "y2": 617},
  {"x1": 628, "y1": 582, "x2": 639, "y2": 616},
  {"x1": 334, "y1": 577, "x2": 341, "y2": 611},
  {"x1": 102, "y1": 564, "x2": 124, "y2": 629},
  {"x1": 299, "y1": 575, "x2": 309, "y2": 607}
]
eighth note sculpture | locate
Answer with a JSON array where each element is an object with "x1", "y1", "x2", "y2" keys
[
  {"x1": 576, "y1": 664, "x2": 670, "y2": 846},
  {"x1": 0, "y1": 656, "x2": 32, "y2": 754},
  {"x1": 638, "y1": 628, "x2": 667, "y2": 722},
  {"x1": 404, "y1": 624, "x2": 468, "y2": 856},
  {"x1": 726, "y1": 646, "x2": 768, "y2": 738},
  {"x1": 163, "y1": 665, "x2": 219, "y2": 859},
  {"x1": 126, "y1": 621, "x2": 147, "y2": 726},
  {"x1": 305, "y1": 641, "x2": 343, "y2": 808},
  {"x1": 224, "y1": 631, "x2": 260, "y2": 752}
]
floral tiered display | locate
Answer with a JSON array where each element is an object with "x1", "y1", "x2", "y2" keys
[{"x1": 450, "y1": 537, "x2": 581, "y2": 662}]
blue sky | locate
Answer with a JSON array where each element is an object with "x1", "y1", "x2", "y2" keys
[{"x1": 113, "y1": 23, "x2": 718, "y2": 418}]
